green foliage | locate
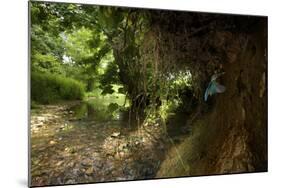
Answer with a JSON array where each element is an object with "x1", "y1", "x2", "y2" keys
[
  {"x1": 31, "y1": 72, "x2": 85, "y2": 104},
  {"x1": 31, "y1": 100, "x2": 41, "y2": 109},
  {"x1": 31, "y1": 2, "x2": 110, "y2": 93},
  {"x1": 107, "y1": 103, "x2": 120, "y2": 113},
  {"x1": 30, "y1": 1, "x2": 197, "y2": 130},
  {"x1": 63, "y1": 27, "x2": 106, "y2": 65},
  {"x1": 101, "y1": 85, "x2": 115, "y2": 95},
  {"x1": 99, "y1": 59, "x2": 120, "y2": 94},
  {"x1": 31, "y1": 53, "x2": 63, "y2": 74}
]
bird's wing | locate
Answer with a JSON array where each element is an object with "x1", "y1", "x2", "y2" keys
[
  {"x1": 204, "y1": 82, "x2": 212, "y2": 101},
  {"x1": 214, "y1": 82, "x2": 226, "y2": 93}
]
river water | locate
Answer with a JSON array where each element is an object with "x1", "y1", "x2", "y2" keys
[{"x1": 30, "y1": 97, "x2": 166, "y2": 186}]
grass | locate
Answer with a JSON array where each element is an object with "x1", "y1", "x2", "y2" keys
[{"x1": 31, "y1": 71, "x2": 85, "y2": 104}]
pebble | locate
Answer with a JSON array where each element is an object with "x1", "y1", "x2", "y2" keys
[
  {"x1": 85, "y1": 167, "x2": 94, "y2": 175},
  {"x1": 65, "y1": 179, "x2": 75, "y2": 184},
  {"x1": 81, "y1": 159, "x2": 92, "y2": 166},
  {"x1": 111, "y1": 132, "x2": 121, "y2": 137},
  {"x1": 34, "y1": 122, "x2": 43, "y2": 127},
  {"x1": 119, "y1": 152, "x2": 125, "y2": 158},
  {"x1": 49, "y1": 140, "x2": 57, "y2": 145},
  {"x1": 55, "y1": 161, "x2": 63, "y2": 166},
  {"x1": 37, "y1": 117, "x2": 45, "y2": 121}
]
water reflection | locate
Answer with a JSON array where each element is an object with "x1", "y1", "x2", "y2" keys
[{"x1": 69, "y1": 96, "x2": 128, "y2": 123}]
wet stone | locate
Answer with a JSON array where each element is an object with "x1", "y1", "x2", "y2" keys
[{"x1": 81, "y1": 159, "x2": 92, "y2": 166}]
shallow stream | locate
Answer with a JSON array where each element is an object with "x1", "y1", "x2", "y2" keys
[{"x1": 30, "y1": 97, "x2": 165, "y2": 186}]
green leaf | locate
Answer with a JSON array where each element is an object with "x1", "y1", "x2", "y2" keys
[
  {"x1": 107, "y1": 103, "x2": 119, "y2": 113},
  {"x1": 101, "y1": 85, "x2": 114, "y2": 95}
]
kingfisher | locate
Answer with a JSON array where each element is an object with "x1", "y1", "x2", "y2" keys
[{"x1": 204, "y1": 72, "x2": 226, "y2": 101}]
